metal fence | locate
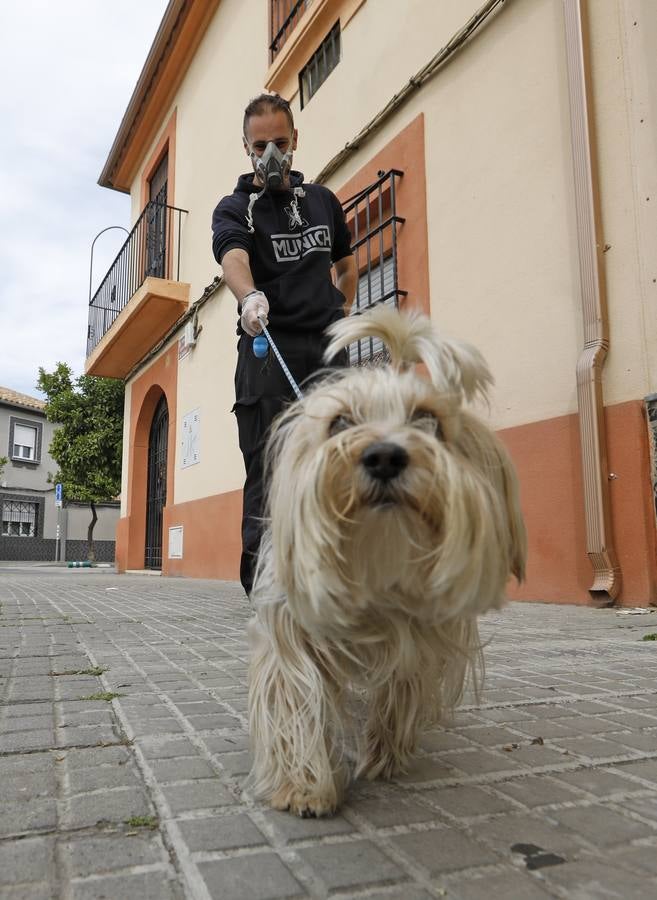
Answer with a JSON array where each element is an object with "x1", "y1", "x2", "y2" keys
[
  {"x1": 86, "y1": 200, "x2": 187, "y2": 357},
  {"x1": 341, "y1": 169, "x2": 407, "y2": 365}
]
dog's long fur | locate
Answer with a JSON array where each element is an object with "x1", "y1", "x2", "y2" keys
[{"x1": 248, "y1": 307, "x2": 527, "y2": 816}]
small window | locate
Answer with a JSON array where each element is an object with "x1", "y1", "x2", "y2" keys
[
  {"x1": 12, "y1": 424, "x2": 37, "y2": 461},
  {"x1": 2, "y1": 501, "x2": 37, "y2": 537},
  {"x1": 299, "y1": 22, "x2": 341, "y2": 109}
]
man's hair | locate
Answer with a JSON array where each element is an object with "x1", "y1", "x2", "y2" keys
[{"x1": 243, "y1": 93, "x2": 294, "y2": 138}]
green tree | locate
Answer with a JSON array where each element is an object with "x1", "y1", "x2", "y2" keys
[
  {"x1": 37, "y1": 363, "x2": 124, "y2": 561},
  {"x1": 0, "y1": 456, "x2": 7, "y2": 479}
]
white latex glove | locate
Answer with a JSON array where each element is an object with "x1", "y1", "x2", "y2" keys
[{"x1": 240, "y1": 291, "x2": 269, "y2": 336}]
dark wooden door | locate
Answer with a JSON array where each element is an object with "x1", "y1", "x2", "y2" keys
[
  {"x1": 146, "y1": 153, "x2": 168, "y2": 278},
  {"x1": 145, "y1": 395, "x2": 168, "y2": 569}
]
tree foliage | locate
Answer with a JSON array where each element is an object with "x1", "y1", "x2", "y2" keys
[
  {"x1": 36, "y1": 363, "x2": 124, "y2": 559},
  {"x1": 37, "y1": 363, "x2": 124, "y2": 502}
]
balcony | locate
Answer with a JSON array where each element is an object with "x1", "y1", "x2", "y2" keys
[{"x1": 85, "y1": 201, "x2": 190, "y2": 379}]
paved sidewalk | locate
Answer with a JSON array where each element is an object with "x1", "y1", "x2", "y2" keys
[{"x1": 1, "y1": 571, "x2": 657, "y2": 900}]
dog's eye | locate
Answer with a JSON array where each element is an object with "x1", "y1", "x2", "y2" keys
[
  {"x1": 411, "y1": 410, "x2": 444, "y2": 440},
  {"x1": 329, "y1": 414, "x2": 355, "y2": 436}
]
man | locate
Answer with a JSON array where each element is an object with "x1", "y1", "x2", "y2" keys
[{"x1": 212, "y1": 93, "x2": 357, "y2": 596}]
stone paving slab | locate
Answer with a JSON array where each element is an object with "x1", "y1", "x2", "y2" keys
[{"x1": 1, "y1": 570, "x2": 657, "y2": 898}]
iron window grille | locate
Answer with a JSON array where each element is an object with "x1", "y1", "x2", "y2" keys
[
  {"x1": 2, "y1": 500, "x2": 38, "y2": 537},
  {"x1": 341, "y1": 169, "x2": 406, "y2": 365},
  {"x1": 86, "y1": 199, "x2": 187, "y2": 358},
  {"x1": 299, "y1": 21, "x2": 341, "y2": 109},
  {"x1": 269, "y1": 0, "x2": 311, "y2": 62}
]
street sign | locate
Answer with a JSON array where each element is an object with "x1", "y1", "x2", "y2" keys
[{"x1": 55, "y1": 483, "x2": 63, "y2": 508}]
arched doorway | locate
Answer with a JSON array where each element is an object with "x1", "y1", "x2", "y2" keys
[{"x1": 145, "y1": 394, "x2": 168, "y2": 569}]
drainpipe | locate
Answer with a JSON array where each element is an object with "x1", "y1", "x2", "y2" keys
[{"x1": 563, "y1": 0, "x2": 621, "y2": 603}]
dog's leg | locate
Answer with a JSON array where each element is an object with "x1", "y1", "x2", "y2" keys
[
  {"x1": 356, "y1": 618, "x2": 481, "y2": 780},
  {"x1": 356, "y1": 675, "x2": 426, "y2": 780},
  {"x1": 248, "y1": 604, "x2": 346, "y2": 817}
]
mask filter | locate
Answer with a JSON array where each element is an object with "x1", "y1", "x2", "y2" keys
[{"x1": 250, "y1": 141, "x2": 293, "y2": 191}]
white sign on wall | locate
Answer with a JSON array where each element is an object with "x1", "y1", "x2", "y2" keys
[
  {"x1": 168, "y1": 526, "x2": 184, "y2": 559},
  {"x1": 181, "y1": 408, "x2": 200, "y2": 468}
]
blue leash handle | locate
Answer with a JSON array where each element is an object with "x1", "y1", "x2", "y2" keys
[{"x1": 255, "y1": 314, "x2": 303, "y2": 400}]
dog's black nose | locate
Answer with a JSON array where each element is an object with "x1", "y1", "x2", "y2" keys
[{"x1": 361, "y1": 442, "x2": 409, "y2": 481}]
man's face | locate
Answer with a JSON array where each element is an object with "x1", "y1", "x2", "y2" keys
[{"x1": 243, "y1": 109, "x2": 298, "y2": 187}]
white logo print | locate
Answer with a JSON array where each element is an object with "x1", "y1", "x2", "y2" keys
[
  {"x1": 284, "y1": 205, "x2": 308, "y2": 230},
  {"x1": 271, "y1": 225, "x2": 332, "y2": 263}
]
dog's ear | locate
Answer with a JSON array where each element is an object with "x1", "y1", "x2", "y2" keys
[{"x1": 324, "y1": 306, "x2": 493, "y2": 404}]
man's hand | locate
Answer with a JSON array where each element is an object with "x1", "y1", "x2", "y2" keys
[{"x1": 240, "y1": 291, "x2": 269, "y2": 336}]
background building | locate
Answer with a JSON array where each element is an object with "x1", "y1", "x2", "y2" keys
[
  {"x1": 86, "y1": 0, "x2": 657, "y2": 606},
  {"x1": 0, "y1": 387, "x2": 119, "y2": 562}
]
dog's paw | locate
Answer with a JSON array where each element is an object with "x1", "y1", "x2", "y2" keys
[{"x1": 270, "y1": 783, "x2": 339, "y2": 818}]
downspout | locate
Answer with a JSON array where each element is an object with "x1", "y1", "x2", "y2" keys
[{"x1": 563, "y1": 0, "x2": 621, "y2": 603}]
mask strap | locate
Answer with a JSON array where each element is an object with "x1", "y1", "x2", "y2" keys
[{"x1": 245, "y1": 185, "x2": 266, "y2": 234}]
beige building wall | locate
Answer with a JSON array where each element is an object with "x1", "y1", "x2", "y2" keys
[
  {"x1": 129, "y1": 0, "x2": 657, "y2": 434},
  {"x1": 175, "y1": 287, "x2": 245, "y2": 501},
  {"x1": 115, "y1": 0, "x2": 657, "y2": 598},
  {"x1": 588, "y1": 0, "x2": 657, "y2": 403},
  {"x1": 124, "y1": 0, "x2": 657, "y2": 483},
  {"x1": 313, "y1": 0, "x2": 583, "y2": 430},
  {"x1": 126, "y1": 0, "x2": 272, "y2": 502}
]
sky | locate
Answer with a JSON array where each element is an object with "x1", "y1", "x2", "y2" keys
[{"x1": 0, "y1": 1, "x2": 170, "y2": 398}]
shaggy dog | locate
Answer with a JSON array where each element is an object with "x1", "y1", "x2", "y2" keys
[{"x1": 247, "y1": 307, "x2": 526, "y2": 816}]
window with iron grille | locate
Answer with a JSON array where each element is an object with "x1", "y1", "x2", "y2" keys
[
  {"x1": 270, "y1": 0, "x2": 311, "y2": 62},
  {"x1": 299, "y1": 22, "x2": 341, "y2": 109},
  {"x1": 341, "y1": 169, "x2": 406, "y2": 365},
  {"x1": 2, "y1": 500, "x2": 38, "y2": 537}
]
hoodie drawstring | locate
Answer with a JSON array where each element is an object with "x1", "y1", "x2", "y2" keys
[{"x1": 245, "y1": 185, "x2": 306, "y2": 234}]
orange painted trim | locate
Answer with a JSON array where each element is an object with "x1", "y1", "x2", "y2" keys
[
  {"x1": 335, "y1": 114, "x2": 430, "y2": 318},
  {"x1": 140, "y1": 109, "x2": 177, "y2": 210},
  {"x1": 501, "y1": 400, "x2": 657, "y2": 607},
  {"x1": 116, "y1": 344, "x2": 178, "y2": 572},
  {"x1": 119, "y1": 388, "x2": 656, "y2": 607},
  {"x1": 101, "y1": 0, "x2": 220, "y2": 192},
  {"x1": 162, "y1": 490, "x2": 243, "y2": 579}
]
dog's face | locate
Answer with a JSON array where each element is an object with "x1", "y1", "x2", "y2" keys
[{"x1": 260, "y1": 309, "x2": 526, "y2": 637}]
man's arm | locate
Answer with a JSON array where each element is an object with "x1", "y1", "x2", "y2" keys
[
  {"x1": 221, "y1": 248, "x2": 268, "y2": 335},
  {"x1": 221, "y1": 248, "x2": 256, "y2": 302},
  {"x1": 334, "y1": 254, "x2": 357, "y2": 315}
]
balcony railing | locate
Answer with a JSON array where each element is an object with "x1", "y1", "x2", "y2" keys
[
  {"x1": 87, "y1": 201, "x2": 187, "y2": 357},
  {"x1": 269, "y1": 0, "x2": 310, "y2": 61}
]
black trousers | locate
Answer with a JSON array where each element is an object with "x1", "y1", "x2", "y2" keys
[{"x1": 233, "y1": 331, "x2": 346, "y2": 596}]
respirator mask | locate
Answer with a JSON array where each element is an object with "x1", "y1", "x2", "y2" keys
[{"x1": 250, "y1": 141, "x2": 293, "y2": 191}]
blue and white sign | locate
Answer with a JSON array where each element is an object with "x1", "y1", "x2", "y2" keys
[{"x1": 55, "y1": 483, "x2": 63, "y2": 507}]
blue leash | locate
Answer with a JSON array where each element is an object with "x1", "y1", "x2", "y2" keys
[{"x1": 253, "y1": 314, "x2": 303, "y2": 400}]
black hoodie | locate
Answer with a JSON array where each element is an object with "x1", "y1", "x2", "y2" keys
[{"x1": 211, "y1": 171, "x2": 352, "y2": 334}]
